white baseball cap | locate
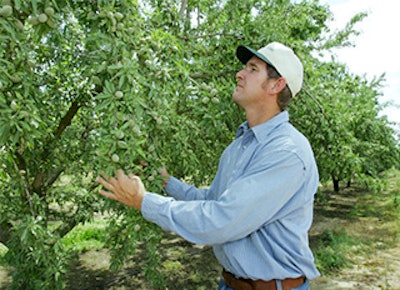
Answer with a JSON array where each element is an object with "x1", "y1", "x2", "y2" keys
[{"x1": 236, "y1": 42, "x2": 304, "y2": 97}]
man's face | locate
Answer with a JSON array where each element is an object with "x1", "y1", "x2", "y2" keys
[{"x1": 232, "y1": 56, "x2": 269, "y2": 108}]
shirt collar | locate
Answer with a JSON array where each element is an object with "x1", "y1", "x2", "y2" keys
[
  {"x1": 235, "y1": 111, "x2": 289, "y2": 142},
  {"x1": 235, "y1": 122, "x2": 249, "y2": 138}
]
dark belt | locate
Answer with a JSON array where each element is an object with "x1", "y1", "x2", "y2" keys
[{"x1": 222, "y1": 269, "x2": 305, "y2": 290}]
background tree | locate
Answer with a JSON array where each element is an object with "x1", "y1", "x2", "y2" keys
[
  {"x1": 292, "y1": 59, "x2": 399, "y2": 191},
  {"x1": 0, "y1": 0, "x2": 398, "y2": 289}
]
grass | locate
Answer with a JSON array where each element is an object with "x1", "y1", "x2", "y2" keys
[
  {"x1": 61, "y1": 220, "x2": 108, "y2": 253},
  {"x1": 0, "y1": 220, "x2": 108, "y2": 265},
  {"x1": 313, "y1": 229, "x2": 355, "y2": 273}
]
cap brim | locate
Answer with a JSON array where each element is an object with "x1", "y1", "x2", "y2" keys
[{"x1": 236, "y1": 45, "x2": 272, "y2": 66}]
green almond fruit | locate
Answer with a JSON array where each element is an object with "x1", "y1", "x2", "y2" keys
[
  {"x1": 115, "y1": 91, "x2": 124, "y2": 98},
  {"x1": 111, "y1": 154, "x2": 120, "y2": 163},
  {"x1": 0, "y1": 5, "x2": 12, "y2": 17},
  {"x1": 38, "y1": 13, "x2": 48, "y2": 23},
  {"x1": 28, "y1": 16, "x2": 39, "y2": 25},
  {"x1": 114, "y1": 12, "x2": 124, "y2": 20},
  {"x1": 44, "y1": 7, "x2": 55, "y2": 16},
  {"x1": 46, "y1": 18, "x2": 56, "y2": 28}
]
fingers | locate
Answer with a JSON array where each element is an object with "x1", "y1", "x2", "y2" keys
[
  {"x1": 98, "y1": 189, "x2": 118, "y2": 201},
  {"x1": 100, "y1": 172, "x2": 109, "y2": 180},
  {"x1": 159, "y1": 166, "x2": 168, "y2": 177},
  {"x1": 96, "y1": 169, "x2": 144, "y2": 192},
  {"x1": 96, "y1": 175, "x2": 115, "y2": 191},
  {"x1": 96, "y1": 170, "x2": 137, "y2": 196},
  {"x1": 96, "y1": 175, "x2": 109, "y2": 188},
  {"x1": 117, "y1": 169, "x2": 141, "y2": 184},
  {"x1": 159, "y1": 166, "x2": 170, "y2": 188},
  {"x1": 117, "y1": 169, "x2": 125, "y2": 180},
  {"x1": 128, "y1": 174, "x2": 141, "y2": 183},
  {"x1": 95, "y1": 169, "x2": 146, "y2": 209}
]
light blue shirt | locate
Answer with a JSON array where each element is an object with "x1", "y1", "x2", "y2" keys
[{"x1": 142, "y1": 111, "x2": 320, "y2": 280}]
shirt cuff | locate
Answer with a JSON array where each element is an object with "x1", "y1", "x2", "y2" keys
[{"x1": 141, "y1": 192, "x2": 173, "y2": 230}]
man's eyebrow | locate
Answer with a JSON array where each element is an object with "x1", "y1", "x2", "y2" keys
[{"x1": 246, "y1": 61, "x2": 260, "y2": 68}]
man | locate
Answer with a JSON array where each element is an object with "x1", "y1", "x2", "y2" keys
[{"x1": 96, "y1": 42, "x2": 320, "y2": 290}]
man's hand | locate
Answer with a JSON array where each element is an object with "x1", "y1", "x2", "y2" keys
[
  {"x1": 96, "y1": 169, "x2": 146, "y2": 210},
  {"x1": 159, "y1": 166, "x2": 171, "y2": 188}
]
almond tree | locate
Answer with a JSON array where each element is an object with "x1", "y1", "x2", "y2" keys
[{"x1": 0, "y1": 0, "x2": 398, "y2": 289}]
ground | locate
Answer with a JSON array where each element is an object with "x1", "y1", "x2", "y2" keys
[
  {"x1": 1, "y1": 186, "x2": 399, "y2": 290},
  {"x1": 309, "y1": 188, "x2": 400, "y2": 290}
]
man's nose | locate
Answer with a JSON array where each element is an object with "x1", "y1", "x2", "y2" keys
[{"x1": 236, "y1": 68, "x2": 245, "y2": 80}]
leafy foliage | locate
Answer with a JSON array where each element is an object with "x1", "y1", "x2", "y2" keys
[
  {"x1": 313, "y1": 229, "x2": 353, "y2": 273},
  {"x1": 0, "y1": 0, "x2": 398, "y2": 288},
  {"x1": 291, "y1": 59, "x2": 399, "y2": 191}
]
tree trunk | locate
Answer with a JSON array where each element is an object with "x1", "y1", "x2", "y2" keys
[{"x1": 333, "y1": 178, "x2": 340, "y2": 192}]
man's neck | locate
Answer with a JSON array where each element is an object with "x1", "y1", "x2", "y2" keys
[{"x1": 245, "y1": 107, "x2": 281, "y2": 128}]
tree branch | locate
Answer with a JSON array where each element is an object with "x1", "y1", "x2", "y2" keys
[
  {"x1": 45, "y1": 167, "x2": 64, "y2": 188},
  {"x1": 54, "y1": 100, "x2": 81, "y2": 140},
  {"x1": 179, "y1": 0, "x2": 188, "y2": 19},
  {"x1": 54, "y1": 219, "x2": 77, "y2": 238},
  {"x1": 31, "y1": 100, "x2": 82, "y2": 198}
]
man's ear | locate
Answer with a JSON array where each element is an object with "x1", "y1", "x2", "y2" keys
[{"x1": 271, "y1": 77, "x2": 287, "y2": 94}]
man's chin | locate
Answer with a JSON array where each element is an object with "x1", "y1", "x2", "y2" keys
[{"x1": 232, "y1": 93, "x2": 244, "y2": 107}]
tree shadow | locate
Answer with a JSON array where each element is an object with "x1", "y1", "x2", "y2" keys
[
  {"x1": 314, "y1": 187, "x2": 361, "y2": 219},
  {"x1": 66, "y1": 251, "x2": 144, "y2": 290},
  {"x1": 65, "y1": 234, "x2": 221, "y2": 290}
]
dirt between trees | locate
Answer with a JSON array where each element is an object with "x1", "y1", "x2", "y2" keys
[
  {"x1": 309, "y1": 188, "x2": 400, "y2": 290},
  {"x1": 1, "y1": 187, "x2": 400, "y2": 290}
]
